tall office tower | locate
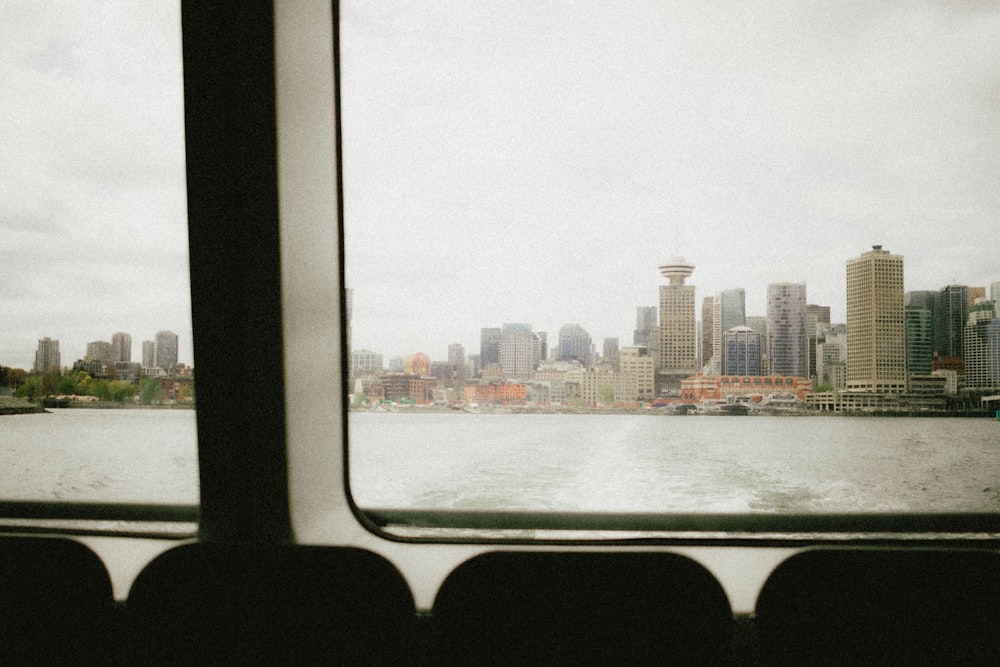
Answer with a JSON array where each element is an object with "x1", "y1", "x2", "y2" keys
[
  {"x1": 968, "y1": 287, "x2": 986, "y2": 306},
  {"x1": 767, "y1": 282, "x2": 808, "y2": 378},
  {"x1": 720, "y1": 288, "x2": 746, "y2": 333},
  {"x1": 657, "y1": 258, "x2": 697, "y2": 391},
  {"x1": 745, "y1": 315, "x2": 769, "y2": 375},
  {"x1": 991, "y1": 281, "x2": 1000, "y2": 304},
  {"x1": 534, "y1": 332, "x2": 547, "y2": 366},
  {"x1": 602, "y1": 337, "x2": 619, "y2": 370},
  {"x1": 480, "y1": 328, "x2": 501, "y2": 369},
  {"x1": 633, "y1": 306, "x2": 657, "y2": 347},
  {"x1": 447, "y1": 343, "x2": 466, "y2": 382},
  {"x1": 155, "y1": 331, "x2": 179, "y2": 369},
  {"x1": 33, "y1": 337, "x2": 60, "y2": 373},
  {"x1": 964, "y1": 299, "x2": 999, "y2": 390},
  {"x1": 904, "y1": 306, "x2": 933, "y2": 375},
  {"x1": 558, "y1": 323, "x2": 593, "y2": 367},
  {"x1": 846, "y1": 245, "x2": 906, "y2": 393},
  {"x1": 723, "y1": 326, "x2": 762, "y2": 376},
  {"x1": 86, "y1": 341, "x2": 116, "y2": 363},
  {"x1": 934, "y1": 285, "x2": 969, "y2": 359},
  {"x1": 499, "y1": 326, "x2": 535, "y2": 381},
  {"x1": 700, "y1": 296, "x2": 716, "y2": 373},
  {"x1": 142, "y1": 340, "x2": 157, "y2": 368},
  {"x1": 112, "y1": 332, "x2": 132, "y2": 362}
]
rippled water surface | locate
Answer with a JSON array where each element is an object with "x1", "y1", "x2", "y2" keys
[{"x1": 349, "y1": 413, "x2": 1000, "y2": 513}]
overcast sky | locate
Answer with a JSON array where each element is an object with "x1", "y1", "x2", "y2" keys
[
  {"x1": 2, "y1": 3, "x2": 997, "y2": 371},
  {"x1": 2, "y1": 1, "x2": 189, "y2": 370},
  {"x1": 341, "y1": 1, "x2": 999, "y2": 362}
]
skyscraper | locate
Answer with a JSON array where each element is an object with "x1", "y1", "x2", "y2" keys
[
  {"x1": 700, "y1": 296, "x2": 718, "y2": 374},
  {"x1": 33, "y1": 337, "x2": 60, "y2": 373},
  {"x1": 480, "y1": 328, "x2": 501, "y2": 369},
  {"x1": 720, "y1": 288, "x2": 746, "y2": 334},
  {"x1": 602, "y1": 337, "x2": 619, "y2": 370},
  {"x1": 500, "y1": 326, "x2": 535, "y2": 381},
  {"x1": 657, "y1": 257, "x2": 697, "y2": 391},
  {"x1": 633, "y1": 306, "x2": 657, "y2": 348},
  {"x1": 112, "y1": 332, "x2": 132, "y2": 362},
  {"x1": 142, "y1": 340, "x2": 157, "y2": 368},
  {"x1": 558, "y1": 323, "x2": 593, "y2": 367},
  {"x1": 723, "y1": 326, "x2": 762, "y2": 376},
  {"x1": 934, "y1": 285, "x2": 969, "y2": 360},
  {"x1": 447, "y1": 343, "x2": 466, "y2": 382},
  {"x1": 767, "y1": 282, "x2": 808, "y2": 378},
  {"x1": 904, "y1": 306, "x2": 933, "y2": 376},
  {"x1": 964, "y1": 299, "x2": 999, "y2": 391},
  {"x1": 846, "y1": 245, "x2": 906, "y2": 393},
  {"x1": 155, "y1": 331, "x2": 179, "y2": 369}
]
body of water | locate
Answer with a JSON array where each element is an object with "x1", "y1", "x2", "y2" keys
[
  {"x1": 3, "y1": 410, "x2": 999, "y2": 516},
  {"x1": 349, "y1": 412, "x2": 1000, "y2": 514},
  {"x1": 0, "y1": 409, "x2": 198, "y2": 504}
]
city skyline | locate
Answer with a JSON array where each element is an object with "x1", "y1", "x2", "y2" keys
[
  {"x1": 2, "y1": 3, "x2": 998, "y2": 376},
  {"x1": 349, "y1": 253, "x2": 997, "y2": 365}
]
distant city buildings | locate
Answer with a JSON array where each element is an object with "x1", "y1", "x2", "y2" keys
[
  {"x1": 964, "y1": 299, "x2": 999, "y2": 391},
  {"x1": 33, "y1": 337, "x2": 60, "y2": 373},
  {"x1": 633, "y1": 306, "x2": 657, "y2": 348},
  {"x1": 155, "y1": 331, "x2": 179, "y2": 370},
  {"x1": 846, "y1": 245, "x2": 906, "y2": 393},
  {"x1": 767, "y1": 282, "x2": 808, "y2": 378},
  {"x1": 722, "y1": 326, "x2": 762, "y2": 376},
  {"x1": 558, "y1": 324, "x2": 593, "y2": 367},
  {"x1": 337, "y1": 247, "x2": 998, "y2": 410},
  {"x1": 112, "y1": 332, "x2": 132, "y2": 362},
  {"x1": 657, "y1": 257, "x2": 697, "y2": 391}
]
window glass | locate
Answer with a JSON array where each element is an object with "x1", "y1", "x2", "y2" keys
[
  {"x1": 340, "y1": 3, "x2": 999, "y2": 525},
  {"x1": 1, "y1": 2, "x2": 196, "y2": 512}
]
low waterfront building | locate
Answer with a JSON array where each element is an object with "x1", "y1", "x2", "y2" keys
[
  {"x1": 462, "y1": 382, "x2": 527, "y2": 404},
  {"x1": 680, "y1": 373, "x2": 813, "y2": 402},
  {"x1": 382, "y1": 373, "x2": 434, "y2": 404}
]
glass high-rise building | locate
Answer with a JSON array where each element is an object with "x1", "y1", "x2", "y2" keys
[
  {"x1": 767, "y1": 282, "x2": 808, "y2": 378},
  {"x1": 155, "y1": 330, "x2": 179, "y2": 369},
  {"x1": 904, "y1": 306, "x2": 933, "y2": 376},
  {"x1": 633, "y1": 306, "x2": 657, "y2": 348},
  {"x1": 723, "y1": 326, "x2": 761, "y2": 376},
  {"x1": 479, "y1": 328, "x2": 501, "y2": 369},
  {"x1": 720, "y1": 288, "x2": 746, "y2": 334},
  {"x1": 934, "y1": 285, "x2": 969, "y2": 360},
  {"x1": 964, "y1": 299, "x2": 999, "y2": 390},
  {"x1": 558, "y1": 323, "x2": 593, "y2": 367},
  {"x1": 846, "y1": 245, "x2": 906, "y2": 393}
]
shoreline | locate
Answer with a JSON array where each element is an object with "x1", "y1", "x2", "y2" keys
[
  {"x1": 0, "y1": 397, "x2": 194, "y2": 415},
  {"x1": 349, "y1": 405, "x2": 994, "y2": 418},
  {"x1": 0, "y1": 397, "x2": 45, "y2": 415}
]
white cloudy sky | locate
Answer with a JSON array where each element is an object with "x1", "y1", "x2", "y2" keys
[
  {"x1": 341, "y1": 1, "x2": 999, "y2": 362},
  {"x1": 2, "y1": 1, "x2": 189, "y2": 370},
  {"x1": 2, "y1": 3, "x2": 997, "y2": 370}
]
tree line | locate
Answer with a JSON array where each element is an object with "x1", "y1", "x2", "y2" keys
[{"x1": 2, "y1": 366, "x2": 165, "y2": 405}]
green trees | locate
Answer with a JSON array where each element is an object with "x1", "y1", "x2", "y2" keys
[
  {"x1": 14, "y1": 377, "x2": 42, "y2": 401},
  {"x1": 139, "y1": 377, "x2": 162, "y2": 405}
]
